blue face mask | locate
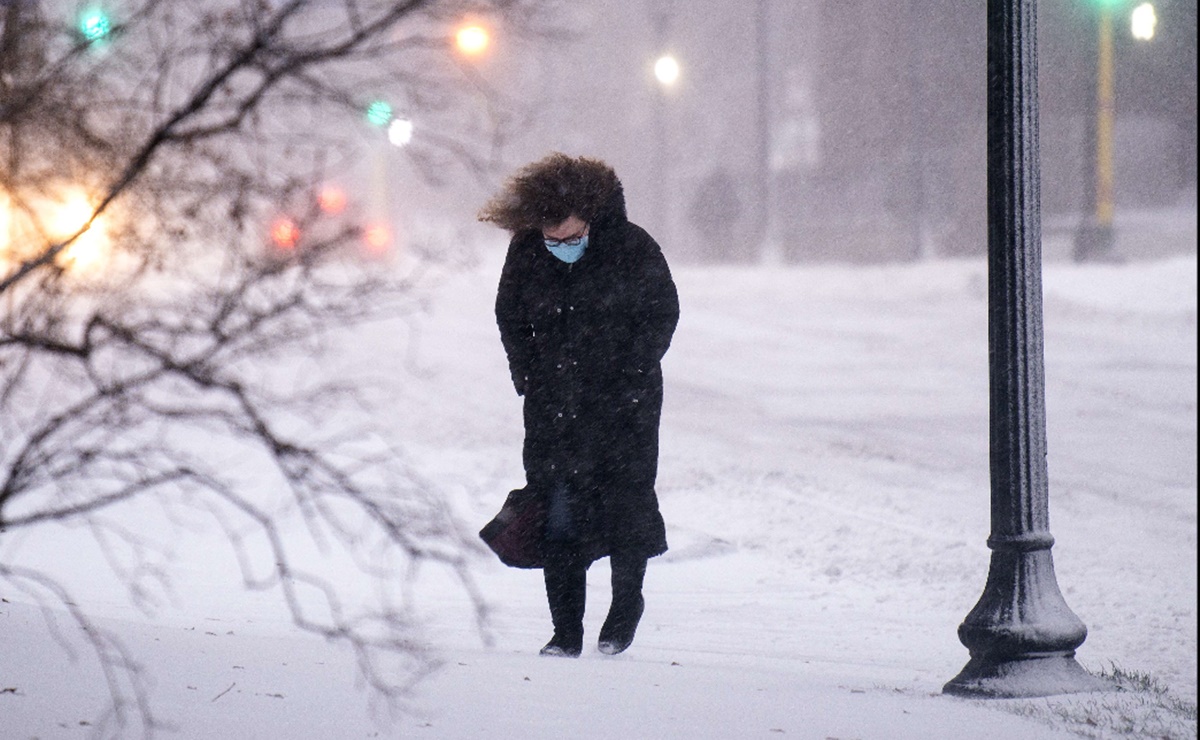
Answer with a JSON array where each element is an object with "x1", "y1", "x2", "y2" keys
[{"x1": 544, "y1": 234, "x2": 588, "y2": 264}]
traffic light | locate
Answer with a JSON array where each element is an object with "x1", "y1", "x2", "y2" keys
[
  {"x1": 78, "y1": 6, "x2": 112, "y2": 42},
  {"x1": 362, "y1": 222, "x2": 391, "y2": 255},
  {"x1": 364, "y1": 99, "x2": 393, "y2": 128},
  {"x1": 317, "y1": 185, "x2": 347, "y2": 215},
  {"x1": 270, "y1": 217, "x2": 300, "y2": 251}
]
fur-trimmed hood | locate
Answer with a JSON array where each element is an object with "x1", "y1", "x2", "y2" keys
[
  {"x1": 479, "y1": 153, "x2": 629, "y2": 234},
  {"x1": 590, "y1": 177, "x2": 628, "y2": 231}
]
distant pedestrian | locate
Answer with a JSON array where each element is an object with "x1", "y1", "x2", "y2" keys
[
  {"x1": 479, "y1": 153, "x2": 680, "y2": 657},
  {"x1": 688, "y1": 166, "x2": 743, "y2": 261}
]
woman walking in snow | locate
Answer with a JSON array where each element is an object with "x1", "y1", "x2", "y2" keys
[{"x1": 479, "y1": 153, "x2": 680, "y2": 657}]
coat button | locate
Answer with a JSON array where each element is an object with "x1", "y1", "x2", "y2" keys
[{"x1": 556, "y1": 308, "x2": 562, "y2": 314}]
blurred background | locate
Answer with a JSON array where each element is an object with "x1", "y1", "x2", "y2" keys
[{"x1": 395, "y1": 0, "x2": 1197, "y2": 265}]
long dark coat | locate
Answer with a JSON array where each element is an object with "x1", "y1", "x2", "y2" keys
[{"x1": 495, "y1": 183, "x2": 679, "y2": 562}]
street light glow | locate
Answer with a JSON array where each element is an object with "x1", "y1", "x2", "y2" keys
[
  {"x1": 388, "y1": 118, "x2": 414, "y2": 147},
  {"x1": 654, "y1": 55, "x2": 680, "y2": 86},
  {"x1": 2, "y1": 188, "x2": 110, "y2": 272},
  {"x1": 50, "y1": 191, "x2": 109, "y2": 271},
  {"x1": 1131, "y1": 3, "x2": 1157, "y2": 40},
  {"x1": 456, "y1": 25, "x2": 489, "y2": 56},
  {"x1": 0, "y1": 193, "x2": 11, "y2": 255},
  {"x1": 270, "y1": 217, "x2": 300, "y2": 251}
]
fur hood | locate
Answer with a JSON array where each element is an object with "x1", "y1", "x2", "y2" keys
[
  {"x1": 590, "y1": 176, "x2": 628, "y2": 231},
  {"x1": 479, "y1": 153, "x2": 628, "y2": 234}
]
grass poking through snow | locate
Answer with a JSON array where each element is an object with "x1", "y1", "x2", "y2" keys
[{"x1": 995, "y1": 664, "x2": 1197, "y2": 740}]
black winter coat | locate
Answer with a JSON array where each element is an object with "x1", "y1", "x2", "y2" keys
[{"x1": 495, "y1": 185, "x2": 679, "y2": 561}]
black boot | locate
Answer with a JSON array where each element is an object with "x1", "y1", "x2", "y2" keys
[
  {"x1": 541, "y1": 546, "x2": 586, "y2": 657},
  {"x1": 598, "y1": 554, "x2": 647, "y2": 655}
]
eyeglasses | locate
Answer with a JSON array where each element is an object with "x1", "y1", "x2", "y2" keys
[{"x1": 543, "y1": 227, "x2": 588, "y2": 248}]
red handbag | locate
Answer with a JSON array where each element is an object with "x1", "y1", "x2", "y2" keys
[{"x1": 479, "y1": 488, "x2": 547, "y2": 569}]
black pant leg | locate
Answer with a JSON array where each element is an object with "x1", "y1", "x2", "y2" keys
[
  {"x1": 542, "y1": 543, "x2": 587, "y2": 653},
  {"x1": 599, "y1": 553, "x2": 647, "y2": 652}
]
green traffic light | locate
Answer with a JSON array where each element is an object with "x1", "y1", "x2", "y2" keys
[
  {"x1": 365, "y1": 100, "x2": 393, "y2": 127},
  {"x1": 79, "y1": 7, "x2": 112, "y2": 41}
]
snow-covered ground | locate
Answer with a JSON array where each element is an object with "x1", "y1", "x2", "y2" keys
[{"x1": 2, "y1": 224, "x2": 1195, "y2": 738}]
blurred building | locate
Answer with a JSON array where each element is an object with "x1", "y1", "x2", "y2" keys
[
  {"x1": 506, "y1": 0, "x2": 1195, "y2": 264},
  {"x1": 777, "y1": 0, "x2": 1196, "y2": 262}
]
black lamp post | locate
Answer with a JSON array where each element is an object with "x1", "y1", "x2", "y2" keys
[{"x1": 943, "y1": 0, "x2": 1109, "y2": 698}]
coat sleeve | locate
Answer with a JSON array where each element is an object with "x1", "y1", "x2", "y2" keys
[
  {"x1": 627, "y1": 231, "x2": 680, "y2": 372},
  {"x1": 495, "y1": 236, "x2": 534, "y2": 395}
]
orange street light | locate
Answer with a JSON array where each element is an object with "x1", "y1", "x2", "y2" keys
[
  {"x1": 456, "y1": 23, "x2": 489, "y2": 56},
  {"x1": 2, "y1": 186, "x2": 115, "y2": 282},
  {"x1": 49, "y1": 191, "x2": 110, "y2": 270}
]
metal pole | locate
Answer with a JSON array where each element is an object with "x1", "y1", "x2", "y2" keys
[
  {"x1": 1095, "y1": 9, "x2": 1116, "y2": 232},
  {"x1": 909, "y1": 0, "x2": 932, "y2": 260},
  {"x1": 943, "y1": 0, "x2": 1108, "y2": 699},
  {"x1": 1073, "y1": 5, "x2": 1117, "y2": 261},
  {"x1": 654, "y1": 90, "x2": 668, "y2": 249},
  {"x1": 648, "y1": 0, "x2": 676, "y2": 250},
  {"x1": 753, "y1": 0, "x2": 771, "y2": 262},
  {"x1": 650, "y1": 3, "x2": 670, "y2": 250}
]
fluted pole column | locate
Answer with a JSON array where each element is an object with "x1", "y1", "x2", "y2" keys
[{"x1": 943, "y1": 0, "x2": 1107, "y2": 698}]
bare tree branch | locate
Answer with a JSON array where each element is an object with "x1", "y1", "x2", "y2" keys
[
  {"x1": 0, "y1": 563, "x2": 166, "y2": 737},
  {"x1": 1, "y1": 0, "x2": 561, "y2": 734}
]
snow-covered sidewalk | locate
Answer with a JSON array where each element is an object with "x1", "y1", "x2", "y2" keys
[{"x1": 2, "y1": 249, "x2": 1195, "y2": 739}]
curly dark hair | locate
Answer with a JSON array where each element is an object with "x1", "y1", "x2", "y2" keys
[{"x1": 478, "y1": 153, "x2": 619, "y2": 233}]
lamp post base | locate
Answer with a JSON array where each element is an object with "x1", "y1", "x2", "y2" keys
[{"x1": 944, "y1": 653, "x2": 1111, "y2": 698}]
